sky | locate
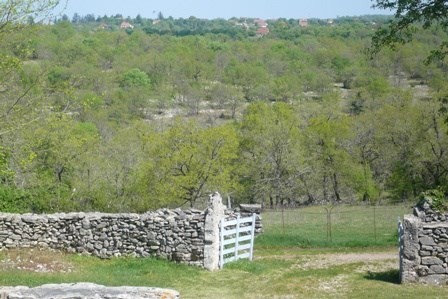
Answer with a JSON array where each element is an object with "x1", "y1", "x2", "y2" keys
[{"x1": 56, "y1": 0, "x2": 393, "y2": 20}]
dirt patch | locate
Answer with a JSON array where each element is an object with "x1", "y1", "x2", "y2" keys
[
  {"x1": 295, "y1": 252, "x2": 397, "y2": 270},
  {"x1": 285, "y1": 251, "x2": 398, "y2": 298},
  {"x1": 0, "y1": 249, "x2": 74, "y2": 273}
]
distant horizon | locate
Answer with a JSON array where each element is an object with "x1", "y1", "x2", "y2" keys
[
  {"x1": 55, "y1": 0, "x2": 394, "y2": 20},
  {"x1": 56, "y1": 12, "x2": 392, "y2": 21}
]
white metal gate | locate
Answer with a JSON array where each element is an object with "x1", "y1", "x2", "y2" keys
[{"x1": 219, "y1": 213, "x2": 256, "y2": 269}]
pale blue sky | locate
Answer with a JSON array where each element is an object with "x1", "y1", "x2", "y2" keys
[{"x1": 56, "y1": 0, "x2": 392, "y2": 19}]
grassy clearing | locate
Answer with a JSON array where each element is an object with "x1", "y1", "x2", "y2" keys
[
  {"x1": 0, "y1": 205, "x2": 447, "y2": 298},
  {"x1": 257, "y1": 205, "x2": 413, "y2": 248}
]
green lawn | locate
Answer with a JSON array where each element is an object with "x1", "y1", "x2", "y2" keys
[{"x1": 1, "y1": 205, "x2": 447, "y2": 299}]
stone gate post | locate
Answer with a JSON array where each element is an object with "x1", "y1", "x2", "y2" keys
[{"x1": 203, "y1": 192, "x2": 226, "y2": 271}]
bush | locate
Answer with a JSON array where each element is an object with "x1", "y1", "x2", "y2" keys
[
  {"x1": 417, "y1": 189, "x2": 448, "y2": 213},
  {"x1": 0, "y1": 187, "x2": 32, "y2": 213}
]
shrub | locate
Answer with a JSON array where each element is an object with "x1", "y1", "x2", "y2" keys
[{"x1": 417, "y1": 189, "x2": 448, "y2": 213}]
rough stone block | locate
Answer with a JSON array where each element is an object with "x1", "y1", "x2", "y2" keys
[
  {"x1": 420, "y1": 251, "x2": 431, "y2": 256},
  {"x1": 422, "y1": 257, "x2": 443, "y2": 265},
  {"x1": 429, "y1": 265, "x2": 447, "y2": 274},
  {"x1": 0, "y1": 283, "x2": 180, "y2": 299},
  {"x1": 420, "y1": 236, "x2": 437, "y2": 246}
]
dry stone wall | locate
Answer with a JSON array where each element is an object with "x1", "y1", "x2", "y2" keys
[
  {"x1": 400, "y1": 202, "x2": 448, "y2": 284},
  {"x1": 0, "y1": 208, "x2": 205, "y2": 266},
  {"x1": 0, "y1": 193, "x2": 262, "y2": 271}
]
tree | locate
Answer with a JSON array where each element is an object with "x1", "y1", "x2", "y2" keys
[
  {"x1": 0, "y1": 0, "x2": 61, "y2": 32},
  {"x1": 370, "y1": 0, "x2": 448, "y2": 61},
  {"x1": 120, "y1": 68, "x2": 151, "y2": 88},
  {"x1": 25, "y1": 115, "x2": 99, "y2": 211},
  {"x1": 370, "y1": 0, "x2": 448, "y2": 198},
  {"x1": 239, "y1": 102, "x2": 306, "y2": 207},
  {"x1": 303, "y1": 110, "x2": 353, "y2": 203},
  {"x1": 0, "y1": 0, "x2": 62, "y2": 132},
  {"x1": 76, "y1": 121, "x2": 150, "y2": 212},
  {"x1": 0, "y1": 0, "x2": 65, "y2": 213},
  {"x1": 207, "y1": 83, "x2": 244, "y2": 119},
  {"x1": 138, "y1": 119, "x2": 240, "y2": 208}
]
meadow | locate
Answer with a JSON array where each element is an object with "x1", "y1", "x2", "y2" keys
[
  {"x1": 257, "y1": 205, "x2": 412, "y2": 248},
  {"x1": 1, "y1": 205, "x2": 447, "y2": 299}
]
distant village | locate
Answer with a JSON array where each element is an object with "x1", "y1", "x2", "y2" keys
[{"x1": 59, "y1": 13, "x2": 386, "y2": 37}]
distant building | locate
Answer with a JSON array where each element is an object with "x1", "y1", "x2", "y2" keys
[
  {"x1": 254, "y1": 18, "x2": 269, "y2": 36},
  {"x1": 254, "y1": 18, "x2": 268, "y2": 28},
  {"x1": 299, "y1": 19, "x2": 308, "y2": 27},
  {"x1": 256, "y1": 27, "x2": 270, "y2": 36},
  {"x1": 120, "y1": 21, "x2": 134, "y2": 29},
  {"x1": 233, "y1": 19, "x2": 249, "y2": 30}
]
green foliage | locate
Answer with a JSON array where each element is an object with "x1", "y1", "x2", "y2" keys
[
  {"x1": 119, "y1": 68, "x2": 151, "y2": 88},
  {"x1": 0, "y1": 0, "x2": 60, "y2": 32},
  {"x1": 47, "y1": 67, "x2": 71, "y2": 88},
  {"x1": 239, "y1": 102, "x2": 303, "y2": 205},
  {"x1": 137, "y1": 119, "x2": 240, "y2": 208},
  {"x1": 418, "y1": 189, "x2": 448, "y2": 213},
  {"x1": 0, "y1": 186, "x2": 31, "y2": 213},
  {"x1": 370, "y1": 0, "x2": 448, "y2": 62},
  {"x1": 1, "y1": 8, "x2": 448, "y2": 212},
  {"x1": 0, "y1": 146, "x2": 14, "y2": 183}
]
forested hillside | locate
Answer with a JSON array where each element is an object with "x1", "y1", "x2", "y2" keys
[{"x1": 1, "y1": 12, "x2": 447, "y2": 212}]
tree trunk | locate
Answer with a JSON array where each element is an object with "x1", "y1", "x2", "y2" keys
[
  {"x1": 332, "y1": 172, "x2": 341, "y2": 202},
  {"x1": 300, "y1": 176, "x2": 315, "y2": 204},
  {"x1": 323, "y1": 175, "x2": 329, "y2": 202}
]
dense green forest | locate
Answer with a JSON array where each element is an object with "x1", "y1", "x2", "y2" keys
[{"x1": 1, "y1": 10, "x2": 447, "y2": 212}]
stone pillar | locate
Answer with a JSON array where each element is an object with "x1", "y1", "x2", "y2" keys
[
  {"x1": 203, "y1": 192, "x2": 226, "y2": 271},
  {"x1": 400, "y1": 215, "x2": 421, "y2": 283}
]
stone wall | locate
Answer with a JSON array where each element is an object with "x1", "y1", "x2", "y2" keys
[
  {"x1": 0, "y1": 193, "x2": 262, "y2": 271},
  {"x1": 0, "y1": 208, "x2": 206, "y2": 266},
  {"x1": 400, "y1": 202, "x2": 448, "y2": 284}
]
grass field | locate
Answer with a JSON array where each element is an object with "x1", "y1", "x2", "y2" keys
[
  {"x1": 257, "y1": 205, "x2": 413, "y2": 248},
  {"x1": 0, "y1": 205, "x2": 447, "y2": 298}
]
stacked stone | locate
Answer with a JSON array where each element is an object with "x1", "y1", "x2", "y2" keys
[
  {"x1": 414, "y1": 200, "x2": 448, "y2": 222},
  {"x1": 418, "y1": 227, "x2": 448, "y2": 276},
  {"x1": 0, "y1": 194, "x2": 264, "y2": 271},
  {"x1": 400, "y1": 203, "x2": 448, "y2": 284},
  {"x1": 0, "y1": 209, "x2": 205, "y2": 266}
]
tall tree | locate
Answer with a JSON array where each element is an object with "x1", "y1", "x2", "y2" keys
[
  {"x1": 370, "y1": 0, "x2": 448, "y2": 61},
  {"x1": 0, "y1": 0, "x2": 69, "y2": 212},
  {"x1": 138, "y1": 119, "x2": 240, "y2": 209},
  {"x1": 0, "y1": 0, "x2": 61, "y2": 31},
  {"x1": 239, "y1": 102, "x2": 306, "y2": 207},
  {"x1": 0, "y1": 0, "x2": 62, "y2": 134}
]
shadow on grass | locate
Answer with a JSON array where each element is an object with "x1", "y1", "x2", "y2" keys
[{"x1": 364, "y1": 269, "x2": 400, "y2": 284}]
